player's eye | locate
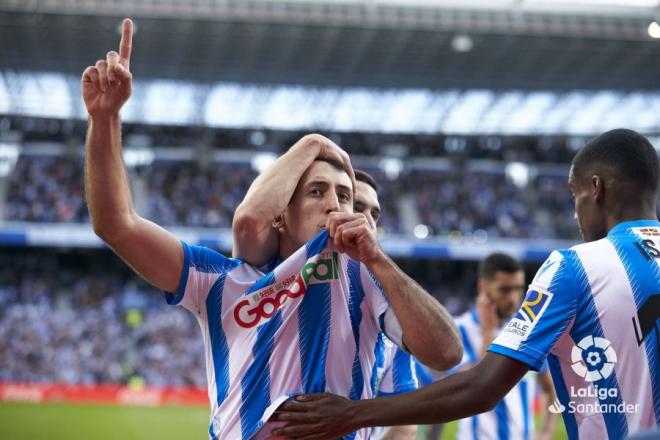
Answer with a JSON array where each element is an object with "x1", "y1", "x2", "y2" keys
[
  {"x1": 310, "y1": 188, "x2": 323, "y2": 196},
  {"x1": 354, "y1": 202, "x2": 365, "y2": 212},
  {"x1": 372, "y1": 210, "x2": 380, "y2": 222},
  {"x1": 339, "y1": 192, "x2": 351, "y2": 202}
]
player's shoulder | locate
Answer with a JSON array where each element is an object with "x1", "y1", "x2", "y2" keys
[{"x1": 183, "y1": 241, "x2": 244, "y2": 274}]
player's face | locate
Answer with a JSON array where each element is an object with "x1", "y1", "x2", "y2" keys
[
  {"x1": 481, "y1": 270, "x2": 526, "y2": 320},
  {"x1": 281, "y1": 160, "x2": 354, "y2": 249},
  {"x1": 353, "y1": 181, "x2": 381, "y2": 231},
  {"x1": 568, "y1": 166, "x2": 608, "y2": 242}
]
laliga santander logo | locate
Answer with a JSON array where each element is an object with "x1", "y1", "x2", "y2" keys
[
  {"x1": 233, "y1": 252, "x2": 339, "y2": 328},
  {"x1": 571, "y1": 335, "x2": 618, "y2": 382}
]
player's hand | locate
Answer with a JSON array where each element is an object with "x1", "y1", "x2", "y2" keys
[
  {"x1": 326, "y1": 212, "x2": 381, "y2": 264},
  {"x1": 477, "y1": 292, "x2": 499, "y2": 335},
  {"x1": 271, "y1": 393, "x2": 359, "y2": 439},
  {"x1": 317, "y1": 139, "x2": 356, "y2": 193},
  {"x1": 81, "y1": 18, "x2": 134, "y2": 118}
]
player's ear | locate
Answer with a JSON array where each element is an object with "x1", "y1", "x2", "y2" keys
[{"x1": 272, "y1": 215, "x2": 284, "y2": 229}]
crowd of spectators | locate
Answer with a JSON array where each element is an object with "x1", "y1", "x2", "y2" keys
[
  {"x1": 4, "y1": 115, "x2": 658, "y2": 240},
  {"x1": 0, "y1": 249, "x2": 477, "y2": 387},
  {"x1": 3, "y1": 153, "x2": 584, "y2": 239},
  {"x1": 0, "y1": 250, "x2": 206, "y2": 387}
]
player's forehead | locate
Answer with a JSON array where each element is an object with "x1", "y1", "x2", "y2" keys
[
  {"x1": 491, "y1": 270, "x2": 525, "y2": 284},
  {"x1": 299, "y1": 161, "x2": 352, "y2": 190},
  {"x1": 355, "y1": 180, "x2": 380, "y2": 209}
]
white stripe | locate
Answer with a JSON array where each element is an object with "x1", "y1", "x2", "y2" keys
[
  {"x1": 532, "y1": 250, "x2": 564, "y2": 290},
  {"x1": 220, "y1": 271, "x2": 260, "y2": 439},
  {"x1": 575, "y1": 240, "x2": 655, "y2": 431},
  {"x1": 504, "y1": 377, "x2": 525, "y2": 440},
  {"x1": 552, "y1": 313, "x2": 609, "y2": 438},
  {"x1": 324, "y1": 257, "x2": 357, "y2": 395}
]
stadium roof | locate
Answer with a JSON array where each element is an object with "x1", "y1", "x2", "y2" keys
[{"x1": 1, "y1": 0, "x2": 660, "y2": 90}]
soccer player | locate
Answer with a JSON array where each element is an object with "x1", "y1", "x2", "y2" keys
[
  {"x1": 272, "y1": 128, "x2": 660, "y2": 439},
  {"x1": 446, "y1": 253, "x2": 557, "y2": 440},
  {"x1": 82, "y1": 19, "x2": 462, "y2": 440},
  {"x1": 351, "y1": 169, "x2": 421, "y2": 440}
]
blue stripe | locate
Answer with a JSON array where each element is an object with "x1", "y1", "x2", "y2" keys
[
  {"x1": 392, "y1": 349, "x2": 416, "y2": 393},
  {"x1": 205, "y1": 270, "x2": 240, "y2": 433},
  {"x1": 471, "y1": 414, "x2": 479, "y2": 440},
  {"x1": 370, "y1": 328, "x2": 386, "y2": 395},
  {"x1": 470, "y1": 308, "x2": 480, "y2": 325},
  {"x1": 564, "y1": 251, "x2": 629, "y2": 439},
  {"x1": 608, "y1": 234, "x2": 660, "y2": 425},
  {"x1": 494, "y1": 400, "x2": 509, "y2": 440},
  {"x1": 347, "y1": 260, "x2": 365, "y2": 400},
  {"x1": 298, "y1": 282, "x2": 332, "y2": 392},
  {"x1": 547, "y1": 354, "x2": 579, "y2": 440},
  {"x1": 459, "y1": 324, "x2": 478, "y2": 364},
  {"x1": 519, "y1": 380, "x2": 530, "y2": 440},
  {"x1": 239, "y1": 271, "x2": 280, "y2": 440}
]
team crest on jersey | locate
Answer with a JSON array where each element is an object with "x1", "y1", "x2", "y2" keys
[
  {"x1": 503, "y1": 288, "x2": 553, "y2": 340},
  {"x1": 233, "y1": 252, "x2": 339, "y2": 328}
]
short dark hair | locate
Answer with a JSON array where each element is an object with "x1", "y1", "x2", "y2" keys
[
  {"x1": 314, "y1": 157, "x2": 348, "y2": 174},
  {"x1": 572, "y1": 128, "x2": 659, "y2": 197},
  {"x1": 354, "y1": 169, "x2": 378, "y2": 192},
  {"x1": 478, "y1": 253, "x2": 522, "y2": 280}
]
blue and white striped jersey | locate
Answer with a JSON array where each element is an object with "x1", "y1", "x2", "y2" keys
[
  {"x1": 452, "y1": 309, "x2": 540, "y2": 440},
  {"x1": 164, "y1": 230, "x2": 403, "y2": 440},
  {"x1": 490, "y1": 220, "x2": 660, "y2": 439},
  {"x1": 371, "y1": 338, "x2": 421, "y2": 440},
  {"x1": 376, "y1": 337, "x2": 419, "y2": 397}
]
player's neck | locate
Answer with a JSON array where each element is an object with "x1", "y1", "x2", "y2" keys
[{"x1": 606, "y1": 204, "x2": 658, "y2": 232}]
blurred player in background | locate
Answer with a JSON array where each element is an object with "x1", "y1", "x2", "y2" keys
[
  {"x1": 273, "y1": 128, "x2": 660, "y2": 440},
  {"x1": 447, "y1": 253, "x2": 557, "y2": 440},
  {"x1": 82, "y1": 18, "x2": 462, "y2": 440}
]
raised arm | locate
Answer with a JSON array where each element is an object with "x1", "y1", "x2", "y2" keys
[
  {"x1": 326, "y1": 213, "x2": 462, "y2": 371},
  {"x1": 83, "y1": 19, "x2": 183, "y2": 293},
  {"x1": 232, "y1": 134, "x2": 354, "y2": 266}
]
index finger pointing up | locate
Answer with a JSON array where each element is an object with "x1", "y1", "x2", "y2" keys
[{"x1": 119, "y1": 18, "x2": 133, "y2": 69}]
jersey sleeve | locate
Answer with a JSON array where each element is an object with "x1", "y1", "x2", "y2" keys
[
  {"x1": 377, "y1": 345, "x2": 420, "y2": 396},
  {"x1": 359, "y1": 263, "x2": 404, "y2": 348},
  {"x1": 488, "y1": 250, "x2": 579, "y2": 371},
  {"x1": 163, "y1": 241, "x2": 240, "y2": 315}
]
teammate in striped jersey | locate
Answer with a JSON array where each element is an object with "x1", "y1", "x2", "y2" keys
[
  {"x1": 273, "y1": 128, "x2": 660, "y2": 440},
  {"x1": 447, "y1": 253, "x2": 557, "y2": 440},
  {"x1": 352, "y1": 169, "x2": 420, "y2": 440},
  {"x1": 81, "y1": 20, "x2": 463, "y2": 439}
]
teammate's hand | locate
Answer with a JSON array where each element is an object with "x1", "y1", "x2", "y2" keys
[
  {"x1": 477, "y1": 292, "x2": 499, "y2": 335},
  {"x1": 326, "y1": 212, "x2": 381, "y2": 264},
  {"x1": 271, "y1": 393, "x2": 359, "y2": 439},
  {"x1": 317, "y1": 139, "x2": 356, "y2": 193},
  {"x1": 81, "y1": 18, "x2": 134, "y2": 118}
]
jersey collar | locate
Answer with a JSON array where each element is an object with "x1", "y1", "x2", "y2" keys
[{"x1": 607, "y1": 219, "x2": 660, "y2": 237}]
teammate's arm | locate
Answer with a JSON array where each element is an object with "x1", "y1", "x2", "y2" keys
[
  {"x1": 232, "y1": 134, "x2": 355, "y2": 267},
  {"x1": 83, "y1": 19, "x2": 183, "y2": 293},
  {"x1": 327, "y1": 212, "x2": 462, "y2": 371},
  {"x1": 272, "y1": 353, "x2": 529, "y2": 438},
  {"x1": 535, "y1": 371, "x2": 558, "y2": 440}
]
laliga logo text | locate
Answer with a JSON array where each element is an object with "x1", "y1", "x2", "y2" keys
[
  {"x1": 233, "y1": 253, "x2": 339, "y2": 328},
  {"x1": 549, "y1": 335, "x2": 640, "y2": 416}
]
